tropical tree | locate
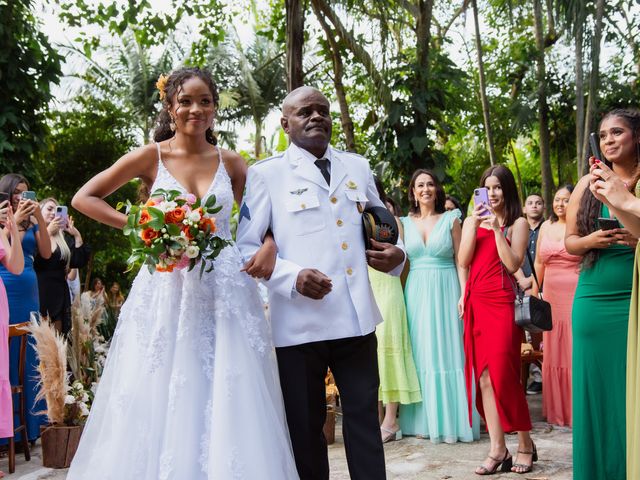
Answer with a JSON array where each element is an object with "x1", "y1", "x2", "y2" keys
[
  {"x1": 62, "y1": 31, "x2": 187, "y2": 142},
  {"x1": 213, "y1": 32, "x2": 287, "y2": 159},
  {"x1": 0, "y1": 0, "x2": 62, "y2": 176}
]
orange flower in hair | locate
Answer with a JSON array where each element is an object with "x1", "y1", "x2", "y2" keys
[{"x1": 156, "y1": 74, "x2": 169, "y2": 101}]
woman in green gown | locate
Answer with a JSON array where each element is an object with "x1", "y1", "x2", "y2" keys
[
  {"x1": 565, "y1": 109, "x2": 639, "y2": 480},
  {"x1": 587, "y1": 108, "x2": 640, "y2": 480}
]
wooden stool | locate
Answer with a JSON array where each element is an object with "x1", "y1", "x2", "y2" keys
[{"x1": 6, "y1": 322, "x2": 31, "y2": 473}]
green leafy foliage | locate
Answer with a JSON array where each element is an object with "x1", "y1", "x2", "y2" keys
[
  {"x1": 0, "y1": 0, "x2": 62, "y2": 176},
  {"x1": 33, "y1": 96, "x2": 138, "y2": 290}
]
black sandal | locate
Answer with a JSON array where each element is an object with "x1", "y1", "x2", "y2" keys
[
  {"x1": 475, "y1": 449, "x2": 513, "y2": 475},
  {"x1": 511, "y1": 442, "x2": 537, "y2": 474}
]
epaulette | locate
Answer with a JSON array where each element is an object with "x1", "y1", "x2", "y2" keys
[
  {"x1": 333, "y1": 149, "x2": 368, "y2": 161},
  {"x1": 253, "y1": 153, "x2": 285, "y2": 166}
]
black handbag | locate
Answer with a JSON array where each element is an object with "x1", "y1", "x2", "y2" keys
[{"x1": 512, "y1": 249, "x2": 553, "y2": 333}]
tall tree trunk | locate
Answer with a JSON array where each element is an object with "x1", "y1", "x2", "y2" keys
[
  {"x1": 509, "y1": 139, "x2": 525, "y2": 202},
  {"x1": 254, "y1": 120, "x2": 262, "y2": 159},
  {"x1": 581, "y1": 0, "x2": 605, "y2": 176},
  {"x1": 312, "y1": 0, "x2": 392, "y2": 109},
  {"x1": 414, "y1": 0, "x2": 433, "y2": 127},
  {"x1": 471, "y1": 0, "x2": 496, "y2": 165},
  {"x1": 534, "y1": 0, "x2": 554, "y2": 212},
  {"x1": 285, "y1": 0, "x2": 304, "y2": 91},
  {"x1": 574, "y1": 1, "x2": 585, "y2": 177},
  {"x1": 312, "y1": 2, "x2": 357, "y2": 152}
]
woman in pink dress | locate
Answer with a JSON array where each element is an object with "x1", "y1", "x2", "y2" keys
[
  {"x1": 0, "y1": 205, "x2": 25, "y2": 478},
  {"x1": 531, "y1": 185, "x2": 581, "y2": 426}
]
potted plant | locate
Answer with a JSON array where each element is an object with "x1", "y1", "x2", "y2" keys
[{"x1": 29, "y1": 302, "x2": 108, "y2": 468}]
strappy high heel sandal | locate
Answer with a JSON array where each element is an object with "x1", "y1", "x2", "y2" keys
[
  {"x1": 380, "y1": 426, "x2": 402, "y2": 443},
  {"x1": 511, "y1": 442, "x2": 537, "y2": 474},
  {"x1": 475, "y1": 449, "x2": 513, "y2": 475}
]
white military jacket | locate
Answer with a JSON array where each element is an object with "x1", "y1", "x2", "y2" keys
[{"x1": 236, "y1": 143, "x2": 404, "y2": 348}]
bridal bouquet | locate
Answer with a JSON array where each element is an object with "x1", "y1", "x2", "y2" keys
[{"x1": 119, "y1": 189, "x2": 230, "y2": 275}]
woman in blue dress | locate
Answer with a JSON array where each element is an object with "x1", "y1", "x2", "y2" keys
[
  {"x1": 0, "y1": 173, "x2": 51, "y2": 442},
  {"x1": 398, "y1": 169, "x2": 479, "y2": 443}
]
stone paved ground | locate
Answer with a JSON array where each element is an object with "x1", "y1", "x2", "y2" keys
[{"x1": 5, "y1": 393, "x2": 571, "y2": 479}]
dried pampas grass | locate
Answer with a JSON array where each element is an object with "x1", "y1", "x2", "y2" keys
[{"x1": 28, "y1": 317, "x2": 68, "y2": 425}]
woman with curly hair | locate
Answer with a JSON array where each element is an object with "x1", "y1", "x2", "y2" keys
[
  {"x1": 67, "y1": 67, "x2": 298, "y2": 479},
  {"x1": 566, "y1": 108, "x2": 640, "y2": 480}
]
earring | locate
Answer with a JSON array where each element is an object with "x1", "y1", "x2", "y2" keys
[
  {"x1": 169, "y1": 116, "x2": 176, "y2": 132},
  {"x1": 414, "y1": 198, "x2": 418, "y2": 207}
]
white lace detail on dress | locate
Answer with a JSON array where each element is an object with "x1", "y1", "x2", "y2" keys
[{"x1": 66, "y1": 144, "x2": 298, "y2": 480}]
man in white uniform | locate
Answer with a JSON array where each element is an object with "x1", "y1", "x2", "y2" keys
[{"x1": 236, "y1": 87, "x2": 404, "y2": 480}]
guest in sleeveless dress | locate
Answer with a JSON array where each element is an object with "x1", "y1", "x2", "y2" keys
[
  {"x1": 0, "y1": 174, "x2": 52, "y2": 445},
  {"x1": 35, "y1": 197, "x2": 91, "y2": 334},
  {"x1": 398, "y1": 169, "x2": 479, "y2": 444},
  {"x1": 459, "y1": 165, "x2": 536, "y2": 475},
  {"x1": 530, "y1": 185, "x2": 580, "y2": 427},
  {"x1": 369, "y1": 179, "x2": 421, "y2": 443},
  {"x1": 0, "y1": 203, "x2": 25, "y2": 477},
  {"x1": 575, "y1": 108, "x2": 640, "y2": 480},
  {"x1": 68, "y1": 67, "x2": 298, "y2": 479}
]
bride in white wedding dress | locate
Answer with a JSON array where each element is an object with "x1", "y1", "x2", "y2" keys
[{"x1": 68, "y1": 67, "x2": 299, "y2": 479}]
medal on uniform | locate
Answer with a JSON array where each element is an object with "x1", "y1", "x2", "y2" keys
[{"x1": 357, "y1": 202, "x2": 364, "y2": 213}]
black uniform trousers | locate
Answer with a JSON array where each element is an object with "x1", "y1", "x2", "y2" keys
[{"x1": 276, "y1": 332, "x2": 386, "y2": 480}]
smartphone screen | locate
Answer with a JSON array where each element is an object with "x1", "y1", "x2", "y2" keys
[
  {"x1": 589, "y1": 132, "x2": 602, "y2": 162},
  {"x1": 473, "y1": 187, "x2": 491, "y2": 216},
  {"x1": 0, "y1": 192, "x2": 9, "y2": 205},
  {"x1": 55, "y1": 205, "x2": 69, "y2": 228}
]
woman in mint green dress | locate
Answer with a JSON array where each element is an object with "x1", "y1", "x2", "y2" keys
[{"x1": 398, "y1": 169, "x2": 479, "y2": 443}]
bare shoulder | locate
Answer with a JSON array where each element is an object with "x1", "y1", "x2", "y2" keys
[
  {"x1": 219, "y1": 148, "x2": 247, "y2": 178},
  {"x1": 116, "y1": 143, "x2": 158, "y2": 181},
  {"x1": 574, "y1": 174, "x2": 591, "y2": 195},
  {"x1": 539, "y1": 219, "x2": 552, "y2": 233}
]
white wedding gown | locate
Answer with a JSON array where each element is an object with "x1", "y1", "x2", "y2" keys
[{"x1": 68, "y1": 147, "x2": 299, "y2": 479}]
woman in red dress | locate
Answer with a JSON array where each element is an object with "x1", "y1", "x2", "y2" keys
[{"x1": 459, "y1": 165, "x2": 536, "y2": 475}]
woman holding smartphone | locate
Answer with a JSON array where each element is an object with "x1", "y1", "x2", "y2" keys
[
  {"x1": 35, "y1": 198, "x2": 90, "y2": 334},
  {"x1": 566, "y1": 108, "x2": 639, "y2": 480},
  {"x1": 0, "y1": 203, "x2": 24, "y2": 479},
  {"x1": 459, "y1": 165, "x2": 535, "y2": 475},
  {"x1": 0, "y1": 174, "x2": 51, "y2": 445}
]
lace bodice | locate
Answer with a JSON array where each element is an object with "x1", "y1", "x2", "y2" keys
[{"x1": 152, "y1": 143, "x2": 234, "y2": 241}]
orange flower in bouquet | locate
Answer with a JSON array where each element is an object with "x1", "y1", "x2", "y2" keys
[
  {"x1": 139, "y1": 209, "x2": 152, "y2": 225},
  {"x1": 140, "y1": 228, "x2": 159, "y2": 246},
  {"x1": 119, "y1": 189, "x2": 230, "y2": 277}
]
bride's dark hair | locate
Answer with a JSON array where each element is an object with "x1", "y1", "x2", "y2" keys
[{"x1": 153, "y1": 67, "x2": 219, "y2": 145}]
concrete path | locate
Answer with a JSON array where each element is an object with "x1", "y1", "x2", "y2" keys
[{"x1": 4, "y1": 394, "x2": 572, "y2": 479}]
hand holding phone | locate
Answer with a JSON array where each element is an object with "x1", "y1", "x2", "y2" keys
[
  {"x1": 589, "y1": 132, "x2": 602, "y2": 163},
  {"x1": 473, "y1": 188, "x2": 491, "y2": 217},
  {"x1": 55, "y1": 205, "x2": 69, "y2": 229},
  {"x1": 596, "y1": 217, "x2": 620, "y2": 231}
]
